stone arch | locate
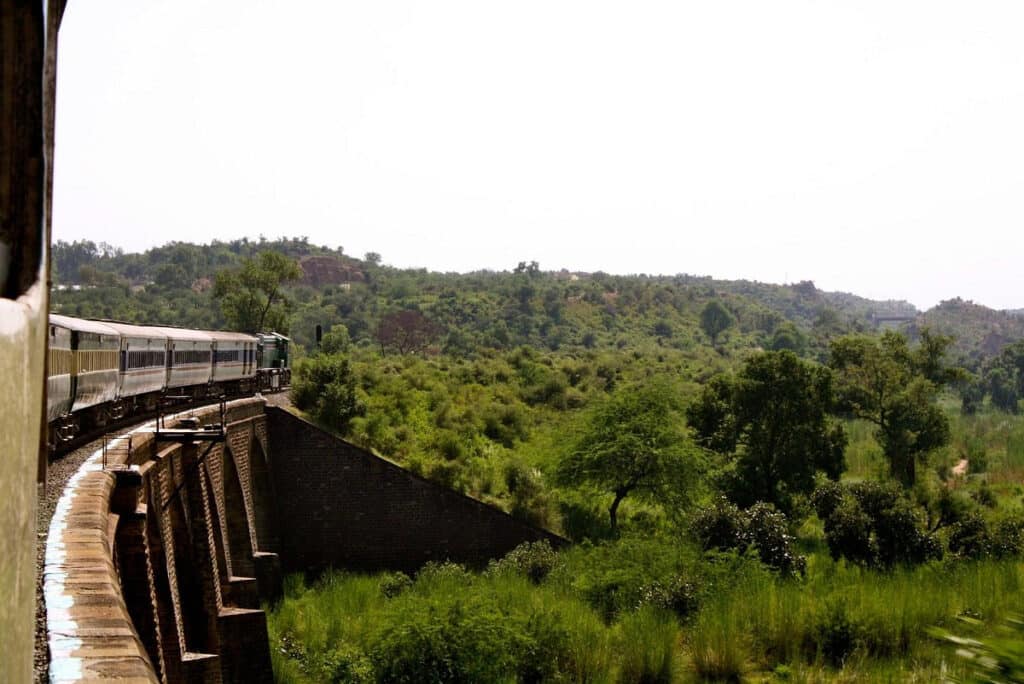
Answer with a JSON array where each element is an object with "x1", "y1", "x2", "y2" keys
[
  {"x1": 221, "y1": 441, "x2": 256, "y2": 578},
  {"x1": 248, "y1": 433, "x2": 280, "y2": 552}
]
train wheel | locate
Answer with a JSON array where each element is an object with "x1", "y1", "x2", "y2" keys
[
  {"x1": 107, "y1": 400, "x2": 126, "y2": 421},
  {"x1": 56, "y1": 415, "x2": 79, "y2": 443}
]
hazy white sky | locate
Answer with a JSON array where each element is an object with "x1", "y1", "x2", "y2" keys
[{"x1": 54, "y1": 1, "x2": 1024, "y2": 310}]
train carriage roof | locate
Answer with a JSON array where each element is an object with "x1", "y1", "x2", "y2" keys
[
  {"x1": 96, "y1": 321, "x2": 170, "y2": 340},
  {"x1": 208, "y1": 331, "x2": 259, "y2": 344},
  {"x1": 49, "y1": 314, "x2": 120, "y2": 336},
  {"x1": 150, "y1": 326, "x2": 213, "y2": 343}
]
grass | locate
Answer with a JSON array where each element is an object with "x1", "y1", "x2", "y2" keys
[
  {"x1": 267, "y1": 545, "x2": 1024, "y2": 683},
  {"x1": 685, "y1": 557, "x2": 1021, "y2": 679},
  {"x1": 267, "y1": 406, "x2": 1024, "y2": 682}
]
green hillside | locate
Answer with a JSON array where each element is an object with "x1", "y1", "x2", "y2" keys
[{"x1": 49, "y1": 237, "x2": 1024, "y2": 681}]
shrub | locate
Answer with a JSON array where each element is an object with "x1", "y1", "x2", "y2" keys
[
  {"x1": 949, "y1": 514, "x2": 991, "y2": 559},
  {"x1": 991, "y1": 516, "x2": 1024, "y2": 559},
  {"x1": 378, "y1": 572, "x2": 412, "y2": 599},
  {"x1": 815, "y1": 480, "x2": 943, "y2": 567},
  {"x1": 822, "y1": 496, "x2": 874, "y2": 564},
  {"x1": 414, "y1": 561, "x2": 473, "y2": 592},
  {"x1": 815, "y1": 601, "x2": 862, "y2": 666},
  {"x1": 692, "y1": 498, "x2": 806, "y2": 577},
  {"x1": 746, "y1": 503, "x2": 807, "y2": 577},
  {"x1": 291, "y1": 355, "x2": 364, "y2": 433},
  {"x1": 692, "y1": 497, "x2": 749, "y2": 552},
  {"x1": 637, "y1": 575, "x2": 699, "y2": 620},
  {"x1": 973, "y1": 482, "x2": 998, "y2": 508},
  {"x1": 487, "y1": 540, "x2": 561, "y2": 584},
  {"x1": 872, "y1": 497, "x2": 943, "y2": 566},
  {"x1": 370, "y1": 598, "x2": 523, "y2": 682},
  {"x1": 810, "y1": 478, "x2": 845, "y2": 520},
  {"x1": 323, "y1": 643, "x2": 374, "y2": 683}
]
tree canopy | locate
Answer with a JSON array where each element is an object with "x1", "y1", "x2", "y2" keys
[
  {"x1": 700, "y1": 300, "x2": 734, "y2": 347},
  {"x1": 212, "y1": 251, "x2": 301, "y2": 333},
  {"x1": 554, "y1": 382, "x2": 701, "y2": 532},
  {"x1": 375, "y1": 309, "x2": 441, "y2": 355},
  {"x1": 687, "y1": 350, "x2": 846, "y2": 514},
  {"x1": 828, "y1": 330, "x2": 956, "y2": 487}
]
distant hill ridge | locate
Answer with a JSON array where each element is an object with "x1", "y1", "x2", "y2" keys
[{"x1": 48, "y1": 237, "x2": 1021, "y2": 363}]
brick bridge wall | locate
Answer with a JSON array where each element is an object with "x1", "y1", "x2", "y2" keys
[
  {"x1": 46, "y1": 399, "x2": 565, "y2": 682},
  {"x1": 266, "y1": 407, "x2": 565, "y2": 575},
  {"x1": 46, "y1": 398, "x2": 278, "y2": 683}
]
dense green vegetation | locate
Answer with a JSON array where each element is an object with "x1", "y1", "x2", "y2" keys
[{"x1": 49, "y1": 238, "x2": 1024, "y2": 681}]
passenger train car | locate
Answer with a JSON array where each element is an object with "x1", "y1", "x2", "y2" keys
[{"x1": 46, "y1": 314, "x2": 291, "y2": 446}]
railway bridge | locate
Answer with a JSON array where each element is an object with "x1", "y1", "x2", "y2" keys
[{"x1": 44, "y1": 398, "x2": 562, "y2": 682}]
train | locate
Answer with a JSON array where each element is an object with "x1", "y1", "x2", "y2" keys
[{"x1": 46, "y1": 313, "x2": 291, "y2": 447}]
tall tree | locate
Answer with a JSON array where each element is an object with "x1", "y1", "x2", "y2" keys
[
  {"x1": 212, "y1": 251, "x2": 301, "y2": 333},
  {"x1": 983, "y1": 340, "x2": 1024, "y2": 413},
  {"x1": 375, "y1": 309, "x2": 441, "y2": 355},
  {"x1": 687, "y1": 350, "x2": 846, "y2": 514},
  {"x1": 555, "y1": 382, "x2": 701, "y2": 533},
  {"x1": 700, "y1": 300, "x2": 734, "y2": 347},
  {"x1": 828, "y1": 330, "x2": 957, "y2": 487}
]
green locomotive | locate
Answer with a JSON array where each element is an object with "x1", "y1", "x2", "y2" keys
[{"x1": 256, "y1": 332, "x2": 291, "y2": 391}]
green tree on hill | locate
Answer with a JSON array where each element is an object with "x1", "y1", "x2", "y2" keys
[
  {"x1": 213, "y1": 251, "x2": 301, "y2": 333},
  {"x1": 291, "y1": 354, "x2": 363, "y2": 433},
  {"x1": 687, "y1": 350, "x2": 846, "y2": 514},
  {"x1": 983, "y1": 340, "x2": 1024, "y2": 413},
  {"x1": 828, "y1": 330, "x2": 957, "y2": 487},
  {"x1": 554, "y1": 382, "x2": 701, "y2": 533},
  {"x1": 700, "y1": 300, "x2": 734, "y2": 347}
]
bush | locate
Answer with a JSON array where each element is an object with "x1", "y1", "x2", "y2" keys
[
  {"x1": 746, "y1": 503, "x2": 807, "y2": 577},
  {"x1": 291, "y1": 354, "x2": 363, "y2": 433},
  {"x1": 637, "y1": 575, "x2": 699, "y2": 620},
  {"x1": 692, "y1": 497, "x2": 749, "y2": 552},
  {"x1": 487, "y1": 540, "x2": 561, "y2": 584},
  {"x1": 973, "y1": 482, "x2": 998, "y2": 508},
  {"x1": 810, "y1": 478, "x2": 845, "y2": 520},
  {"x1": 991, "y1": 517, "x2": 1024, "y2": 558},
  {"x1": 823, "y1": 496, "x2": 875, "y2": 564},
  {"x1": 323, "y1": 643, "x2": 373, "y2": 683},
  {"x1": 378, "y1": 572, "x2": 412, "y2": 599},
  {"x1": 815, "y1": 601, "x2": 862, "y2": 666},
  {"x1": 370, "y1": 598, "x2": 523, "y2": 682},
  {"x1": 815, "y1": 480, "x2": 943, "y2": 568},
  {"x1": 873, "y1": 498, "x2": 943, "y2": 566},
  {"x1": 415, "y1": 561, "x2": 473, "y2": 588},
  {"x1": 691, "y1": 498, "x2": 806, "y2": 577}
]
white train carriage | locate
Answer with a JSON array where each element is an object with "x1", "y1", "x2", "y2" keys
[
  {"x1": 157, "y1": 326, "x2": 213, "y2": 391},
  {"x1": 210, "y1": 331, "x2": 258, "y2": 386},
  {"x1": 46, "y1": 319, "x2": 73, "y2": 424},
  {"x1": 50, "y1": 314, "x2": 120, "y2": 414},
  {"x1": 101, "y1": 322, "x2": 170, "y2": 402}
]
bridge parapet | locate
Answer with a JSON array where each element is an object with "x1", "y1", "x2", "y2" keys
[{"x1": 45, "y1": 398, "x2": 276, "y2": 683}]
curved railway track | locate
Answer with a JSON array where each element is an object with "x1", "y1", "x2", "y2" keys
[{"x1": 49, "y1": 391, "x2": 254, "y2": 459}]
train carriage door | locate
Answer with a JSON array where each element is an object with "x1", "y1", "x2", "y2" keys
[
  {"x1": 69, "y1": 330, "x2": 79, "y2": 403},
  {"x1": 167, "y1": 341, "x2": 174, "y2": 388}
]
